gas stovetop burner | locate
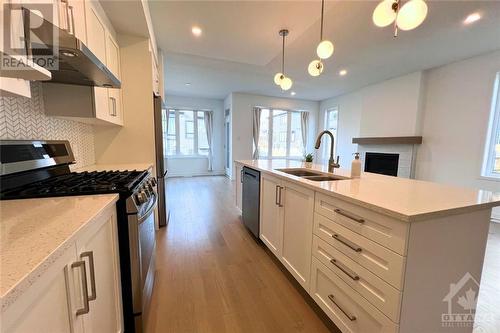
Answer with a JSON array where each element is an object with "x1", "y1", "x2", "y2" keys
[{"x1": 0, "y1": 170, "x2": 148, "y2": 200}]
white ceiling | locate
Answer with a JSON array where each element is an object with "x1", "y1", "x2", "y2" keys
[{"x1": 148, "y1": 0, "x2": 500, "y2": 101}]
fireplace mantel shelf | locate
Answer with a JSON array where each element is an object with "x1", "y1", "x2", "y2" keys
[{"x1": 352, "y1": 136, "x2": 422, "y2": 145}]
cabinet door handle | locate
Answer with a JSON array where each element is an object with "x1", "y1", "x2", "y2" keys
[
  {"x1": 330, "y1": 258, "x2": 360, "y2": 281},
  {"x1": 279, "y1": 186, "x2": 285, "y2": 207},
  {"x1": 275, "y1": 185, "x2": 280, "y2": 206},
  {"x1": 71, "y1": 260, "x2": 90, "y2": 316},
  {"x1": 80, "y1": 251, "x2": 97, "y2": 301},
  {"x1": 109, "y1": 97, "x2": 117, "y2": 116},
  {"x1": 328, "y1": 294, "x2": 356, "y2": 321},
  {"x1": 240, "y1": 169, "x2": 243, "y2": 183},
  {"x1": 69, "y1": 5, "x2": 75, "y2": 35},
  {"x1": 332, "y1": 233, "x2": 362, "y2": 253},
  {"x1": 60, "y1": 0, "x2": 71, "y2": 33},
  {"x1": 334, "y1": 208, "x2": 365, "y2": 224}
]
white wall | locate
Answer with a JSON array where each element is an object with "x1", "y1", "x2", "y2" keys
[
  {"x1": 230, "y1": 92, "x2": 320, "y2": 179},
  {"x1": 223, "y1": 94, "x2": 232, "y2": 177},
  {"x1": 318, "y1": 51, "x2": 500, "y2": 219},
  {"x1": 416, "y1": 51, "x2": 500, "y2": 194},
  {"x1": 319, "y1": 72, "x2": 423, "y2": 166},
  {"x1": 164, "y1": 94, "x2": 225, "y2": 177}
]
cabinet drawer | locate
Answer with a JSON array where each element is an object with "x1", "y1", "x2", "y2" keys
[
  {"x1": 310, "y1": 258, "x2": 398, "y2": 333},
  {"x1": 312, "y1": 236, "x2": 402, "y2": 322},
  {"x1": 315, "y1": 193, "x2": 408, "y2": 255},
  {"x1": 314, "y1": 213, "x2": 405, "y2": 290}
]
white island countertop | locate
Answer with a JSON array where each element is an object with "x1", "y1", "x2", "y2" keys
[
  {"x1": 0, "y1": 194, "x2": 119, "y2": 312},
  {"x1": 236, "y1": 159, "x2": 500, "y2": 222}
]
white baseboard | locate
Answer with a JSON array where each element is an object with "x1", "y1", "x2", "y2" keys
[{"x1": 167, "y1": 171, "x2": 225, "y2": 178}]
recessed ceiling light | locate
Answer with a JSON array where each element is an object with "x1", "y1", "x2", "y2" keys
[
  {"x1": 191, "y1": 26, "x2": 202, "y2": 37},
  {"x1": 464, "y1": 12, "x2": 481, "y2": 25},
  {"x1": 291, "y1": 91, "x2": 296, "y2": 96},
  {"x1": 339, "y1": 69, "x2": 348, "y2": 76},
  {"x1": 185, "y1": 83, "x2": 191, "y2": 86}
]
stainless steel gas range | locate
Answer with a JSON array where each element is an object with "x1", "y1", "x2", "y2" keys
[{"x1": 0, "y1": 139, "x2": 156, "y2": 332}]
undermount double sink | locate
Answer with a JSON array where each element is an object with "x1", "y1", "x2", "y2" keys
[{"x1": 276, "y1": 168, "x2": 347, "y2": 182}]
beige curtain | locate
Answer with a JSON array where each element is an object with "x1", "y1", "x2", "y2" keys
[
  {"x1": 204, "y1": 111, "x2": 214, "y2": 171},
  {"x1": 301, "y1": 112, "x2": 309, "y2": 155},
  {"x1": 252, "y1": 107, "x2": 262, "y2": 159}
]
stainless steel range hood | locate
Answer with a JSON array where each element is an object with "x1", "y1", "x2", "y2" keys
[{"x1": 25, "y1": 8, "x2": 120, "y2": 88}]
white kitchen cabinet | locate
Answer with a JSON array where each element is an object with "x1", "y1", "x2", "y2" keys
[
  {"x1": 67, "y1": 0, "x2": 87, "y2": 43},
  {"x1": 43, "y1": 83, "x2": 123, "y2": 126},
  {"x1": 281, "y1": 181, "x2": 314, "y2": 290},
  {"x1": 2, "y1": 206, "x2": 122, "y2": 333},
  {"x1": 106, "y1": 32, "x2": 121, "y2": 79},
  {"x1": 260, "y1": 173, "x2": 283, "y2": 257},
  {"x1": 0, "y1": 2, "x2": 51, "y2": 96},
  {"x1": 76, "y1": 207, "x2": 123, "y2": 333},
  {"x1": 260, "y1": 173, "x2": 315, "y2": 289},
  {"x1": 2, "y1": 245, "x2": 84, "y2": 333},
  {"x1": 84, "y1": 0, "x2": 107, "y2": 64},
  {"x1": 235, "y1": 163, "x2": 243, "y2": 211}
]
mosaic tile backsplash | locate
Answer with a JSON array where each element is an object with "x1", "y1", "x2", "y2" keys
[{"x1": 0, "y1": 82, "x2": 95, "y2": 169}]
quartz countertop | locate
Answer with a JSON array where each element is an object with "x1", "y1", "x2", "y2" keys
[
  {"x1": 0, "y1": 194, "x2": 119, "y2": 312},
  {"x1": 236, "y1": 159, "x2": 500, "y2": 222},
  {"x1": 74, "y1": 162, "x2": 153, "y2": 173}
]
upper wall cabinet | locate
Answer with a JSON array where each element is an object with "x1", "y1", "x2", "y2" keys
[
  {"x1": 85, "y1": 0, "x2": 107, "y2": 64},
  {"x1": 106, "y1": 32, "x2": 120, "y2": 80}
]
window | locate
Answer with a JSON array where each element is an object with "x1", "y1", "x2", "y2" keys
[
  {"x1": 322, "y1": 107, "x2": 339, "y2": 158},
  {"x1": 482, "y1": 73, "x2": 500, "y2": 178},
  {"x1": 255, "y1": 108, "x2": 306, "y2": 159},
  {"x1": 164, "y1": 109, "x2": 210, "y2": 156}
]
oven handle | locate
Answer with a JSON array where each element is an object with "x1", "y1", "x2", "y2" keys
[{"x1": 138, "y1": 194, "x2": 158, "y2": 224}]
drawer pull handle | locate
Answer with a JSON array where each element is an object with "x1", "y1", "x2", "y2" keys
[
  {"x1": 330, "y1": 258, "x2": 360, "y2": 281},
  {"x1": 71, "y1": 260, "x2": 90, "y2": 316},
  {"x1": 328, "y1": 294, "x2": 357, "y2": 321},
  {"x1": 334, "y1": 209, "x2": 365, "y2": 224},
  {"x1": 80, "y1": 251, "x2": 97, "y2": 301},
  {"x1": 333, "y1": 234, "x2": 362, "y2": 253},
  {"x1": 275, "y1": 185, "x2": 280, "y2": 206}
]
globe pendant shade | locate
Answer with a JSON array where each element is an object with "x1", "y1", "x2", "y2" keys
[
  {"x1": 308, "y1": 60, "x2": 324, "y2": 77},
  {"x1": 373, "y1": 0, "x2": 397, "y2": 27},
  {"x1": 316, "y1": 40, "x2": 334, "y2": 59},
  {"x1": 280, "y1": 77, "x2": 293, "y2": 90},
  {"x1": 274, "y1": 73, "x2": 284, "y2": 85},
  {"x1": 397, "y1": 0, "x2": 428, "y2": 31}
]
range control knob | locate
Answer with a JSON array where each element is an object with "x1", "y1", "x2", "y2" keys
[
  {"x1": 137, "y1": 190, "x2": 148, "y2": 204},
  {"x1": 150, "y1": 177, "x2": 157, "y2": 187}
]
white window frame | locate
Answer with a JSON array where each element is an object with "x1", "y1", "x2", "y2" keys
[
  {"x1": 165, "y1": 108, "x2": 210, "y2": 157},
  {"x1": 481, "y1": 73, "x2": 500, "y2": 180},
  {"x1": 257, "y1": 108, "x2": 306, "y2": 160},
  {"x1": 323, "y1": 106, "x2": 339, "y2": 159}
]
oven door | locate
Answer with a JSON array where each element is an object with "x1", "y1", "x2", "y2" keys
[{"x1": 128, "y1": 194, "x2": 157, "y2": 332}]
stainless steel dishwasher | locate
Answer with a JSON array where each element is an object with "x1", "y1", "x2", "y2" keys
[{"x1": 241, "y1": 167, "x2": 260, "y2": 238}]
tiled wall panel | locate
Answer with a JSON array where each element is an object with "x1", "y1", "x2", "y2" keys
[{"x1": 0, "y1": 82, "x2": 95, "y2": 169}]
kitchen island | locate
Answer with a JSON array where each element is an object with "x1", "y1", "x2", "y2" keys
[{"x1": 235, "y1": 159, "x2": 500, "y2": 333}]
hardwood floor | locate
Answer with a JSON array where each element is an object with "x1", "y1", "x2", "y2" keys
[{"x1": 146, "y1": 176, "x2": 333, "y2": 333}]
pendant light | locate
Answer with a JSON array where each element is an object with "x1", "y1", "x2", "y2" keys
[
  {"x1": 316, "y1": 0, "x2": 334, "y2": 59},
  {"x1": 373, "y1": 0, "x2": 428, "y2": 37},
  {"x1": 274, "y1": 29, "x2": 293, "y2": 91}
]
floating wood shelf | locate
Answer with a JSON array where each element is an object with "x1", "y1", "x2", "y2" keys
[{"x1": 352, "y1": 136, "x2": 423, "y2": 145}]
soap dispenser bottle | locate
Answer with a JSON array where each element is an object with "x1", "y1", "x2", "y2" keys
[{"x1": 351, "y1": 152, "x2": 361, "y2": 178}]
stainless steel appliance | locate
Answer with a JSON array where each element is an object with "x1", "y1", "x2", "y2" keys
[
  {"x1": 17, "y1": 8, "x2": 120, "y2": 87},
  {"x1": 0, "y1": 139, "x2": 155, "y2": 332},
  {"x1": 153, "y1": 95, "x2": 169, "y2": 227},
  {"x1": 241, "y1": 166, "x2": 260, "y2": 238}
]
